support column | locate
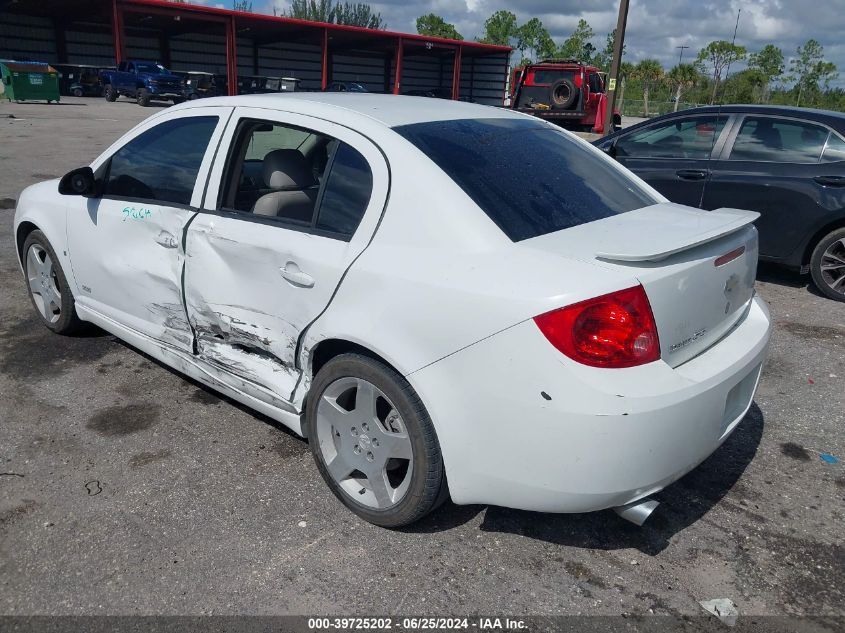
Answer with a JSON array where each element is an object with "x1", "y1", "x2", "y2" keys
[
  {"x1": 159, "y1": 32, "x2": 171, "y2": 67},
  {"x1": 252, "y1": 40, "x2": 259, "y2": 75},
  {"x1": 392, "y1": 37, "x2": 403, "y2": 95},
  {"x1": 451, "y1": 45, "x2": 462, "y2": 100},
  {"x1": 226, "y1": 16, "x2": 238, "y2": 96},
  {"x1": 53, "y1": 19, "x2": 67, "y2": 64},
  {"x1": 321, "y1": 28, "x2": 328, "y2": 91},
  {"x1": 111, "y1": 0, "x2": 125, "y2": 65}
]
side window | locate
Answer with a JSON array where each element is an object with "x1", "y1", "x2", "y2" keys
[
  {"x1": 588, "y1": 73, "x2": 604, "y2": 94},
  {"x1": 316, "y1": 143, "x2": 373, "y2": 237},
  {"x1": 221, "y1": 119, "x2": 335, "y2": 224},
  {"x1": 729, "y1": 117, "x2": 827, "y2": 163},
  {"x1": 103, "y1": 116, "x2": 218, "y2": 205},
  {"x1": 821, "y1": 133, "x2": 845, "y2": 163},
  {"x1": 616, "y1": 115, "x2": 726, "y2": 159}
]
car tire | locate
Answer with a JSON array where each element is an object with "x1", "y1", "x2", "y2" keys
[
  {"x1": 22, "y1": 230, "x2": 84, "y2": 334},
  {"x1": 550, "y1": 78, "x2": 578, "y2": 110},
  {"x1": 72, "y1": 87, "x2": 83, "y2": 97},
  {"x1": 810, "y1": 227, "x2": 845, "y2": 302},
  {"x1": 137, "y1": 89, "x2": 151, "y2": 107},
  {"x1": 104, "y1": 85, "x2": 117, "y2": 102},
  {"x1": 306, "y1": 353, "x2": 447, "y2": 528}
]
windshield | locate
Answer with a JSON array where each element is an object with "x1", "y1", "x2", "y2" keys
[
  {"x1": 136, "y1": 63, "x2": 169, "y2": 74},
  {"x1": 393, "y1": 118, "x2": 657, "y2": 241}
]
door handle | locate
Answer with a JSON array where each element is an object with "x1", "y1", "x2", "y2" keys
[
  {"x1": 155, "y1": 230, "x2": 179, "y2": 249},
  {"x1": 676, "y1": 169, "x2": 709, "y2": 181},
  {"x1": 280, "y1": 261, "x2": 314, "y2": 288},
  {"x1": 814, "y1": 175, "x2": 845, "y2": 187}
]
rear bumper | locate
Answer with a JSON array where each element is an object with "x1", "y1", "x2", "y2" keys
[{"x1": 409, "y1": 296, "x2": 771, "y2": 513}]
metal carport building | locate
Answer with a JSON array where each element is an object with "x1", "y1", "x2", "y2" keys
[{"x1": 0, "y1": 0, "x2": 511, "y2": 104}]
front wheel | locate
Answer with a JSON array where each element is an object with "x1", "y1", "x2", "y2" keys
[
  {"x1": 306, "y1": 353, "x2": 447, "y2": 527},
  {"x1": 810, "y1": 227, "x2": 845, "y2": 302},
  {"x1": 104, "y1": 85, "x2": 117, "y2": 102},
  {"x1": 22, "y1": 230, "x2": 84, "y2": 334},
  {"x1": 137, "y1": 88, "x2": 151, "y2": 107},
  {"x1": 72, "y1": 87, "x2": 83, "y2": 97}
]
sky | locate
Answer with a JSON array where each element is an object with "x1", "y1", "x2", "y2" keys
[{"x1": 216, "y1": 0, "x2": 842, "y2": 87}]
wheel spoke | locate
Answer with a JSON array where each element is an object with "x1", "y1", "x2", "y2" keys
[
  {"x1": 831, "y1": 274, "x2": 845, "y2": 290},
  {"x1": 379, "y1": 431, "x2": 413, "y2": 460},
  {"x1": 368, "y1": 469, "x2": 394, "y2": 507},
  {"x1": 27, "y1": 247, "x2": 44, "y2": 277},
  {"x1": 354, "y1": 379, "x2": 377, "y2": 422},
  {"x1": 320, "y1": 395, "x2": 351, "y2": 431},
  {"x1": 325, "y1": 453, "x2": 354, "y2": 482},
  {"x1": 821, "y1": 261, "x2": 845, "y2": 271}
]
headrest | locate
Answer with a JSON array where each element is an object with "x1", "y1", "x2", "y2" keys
[{"x1": 262, "y1": 149, "x2": 315, "y2": 189}]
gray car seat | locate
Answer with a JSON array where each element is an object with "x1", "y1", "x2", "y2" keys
[{"x1": 253, "y1": 149, "x2": 317, "y2": 222}]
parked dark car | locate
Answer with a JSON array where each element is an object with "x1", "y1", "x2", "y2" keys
[
  {"x1": 326, "y1": 81, "x2": 368, "y2": 93},
  {"x1": 595, "y1": 105, "x2": 845, "y2": 301},
  {"x1": 172, "y1": 71, "x2": 224, "y2": 99}
]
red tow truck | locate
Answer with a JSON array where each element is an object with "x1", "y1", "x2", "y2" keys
[{"x1": 508, "y1": 59, "x2": 620, "y2": 134}]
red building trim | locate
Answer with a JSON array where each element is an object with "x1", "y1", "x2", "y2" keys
[
  {"x1": 452, "y1": 45, "x2": 462, "y2": 100},
  {"x1": 392, "y1": 38, "x2": 403, "y2": 95}
]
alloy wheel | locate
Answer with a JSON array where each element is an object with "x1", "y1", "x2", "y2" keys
[
  {"x1": 26, "y1": 244, "x2": 62, "y2": 324},
  {"x1": 316, "y1": 377, "x2": 414, "y2": 510},
  {"x1": 820, "y1": 237, "x2": 845, "y2": 296}
]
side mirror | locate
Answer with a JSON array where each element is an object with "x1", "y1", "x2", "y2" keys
[
  {"x1": 601, "y1": 139, "x2": 618, "y2": 159},
  {"x1": 58, "y1": 166, "x2": 97, "y2": 197}
]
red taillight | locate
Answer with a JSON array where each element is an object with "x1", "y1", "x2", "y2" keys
[{"x1": 534, "y1": 285, "x2": 661, "y2": 368}]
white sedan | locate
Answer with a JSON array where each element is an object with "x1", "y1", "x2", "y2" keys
[{"x1": 13, "y1": 94, "x2": 771, "y2": 527}]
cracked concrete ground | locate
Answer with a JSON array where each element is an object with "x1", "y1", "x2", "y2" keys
[{"x1": 0, "y1": 97, "x2": 843, "y2": 619}]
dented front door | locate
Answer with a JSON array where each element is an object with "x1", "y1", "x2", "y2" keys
[
  {"x1": 67, "y1": 108, "x2": 232, "y2": 351},
  {"x1": 184, "y1": 107, "x2": 389, "y2": 406}
]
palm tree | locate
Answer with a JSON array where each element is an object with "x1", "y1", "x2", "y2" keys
[
  {"x1": 667, "y1": 63, "x2": 699, "y2": 111},
  {"x1": 633, "y1": 58, "x2": 663, "y2": 117},
  {"x1": 617, "y1": 61, "x2": 635, "y2": 114}
]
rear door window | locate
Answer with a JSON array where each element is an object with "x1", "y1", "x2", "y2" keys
[
  {"x1": 728, "y1": 116, "x2": 828, "y2": 163},
  {"x1": 394, "y1": 117, "x2": 656, "y2": 242},
  {"x1": 316, "y1": 143, "x2": 373, "y2": 237}
]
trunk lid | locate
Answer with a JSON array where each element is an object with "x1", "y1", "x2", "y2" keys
[{"x1": 524, "y1": 203, "x2": 760, "y2": 367}]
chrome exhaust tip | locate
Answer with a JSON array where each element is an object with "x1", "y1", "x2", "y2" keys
[{"x1": 613, "y1": 498, "x2": 659, "y2": 526}]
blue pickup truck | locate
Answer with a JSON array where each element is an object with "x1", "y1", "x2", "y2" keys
[{"x1": 100, "y1": 61, "x2": 185, "y2": 107}]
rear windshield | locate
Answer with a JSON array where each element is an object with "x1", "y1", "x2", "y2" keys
[{"x1": 394, "y1": 118, "x2": 656, "y2": 241}]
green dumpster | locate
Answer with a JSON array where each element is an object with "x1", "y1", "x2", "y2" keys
[{"x1": 0, "y1": 61, "x2": 60, "y2": 103}]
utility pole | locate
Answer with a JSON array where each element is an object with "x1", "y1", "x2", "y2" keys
[
  {"x1": 603, "y1": 0, "x2": 630, "y2": 136},
  {"x1": 676, "y1": 45, "x2": 689, "y2": 65}
]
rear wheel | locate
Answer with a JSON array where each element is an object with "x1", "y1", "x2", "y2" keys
[
  {"x1": 137, "y1": 88, "x2": 151, "y2": 107},
  {"x1": 306, "y1": 353, "x2": 447, "y2": 527},
  {"x1": 104, "y1": 84, "x2": 117, "y2": 102},
  {"x1": 22, "y1": 230, "x2": 84, "y2": 334},
  {"x1": 72, "y1": 87, "x2": 83, "y2": 97},
  {"x1": 810, "y1": 227, "x2": 845, "y2": 302}
]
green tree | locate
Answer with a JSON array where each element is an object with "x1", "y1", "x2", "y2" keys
[
  {"x1": 788, "y1": 39, "x2": 839, "y2": 106},
  {"x1": 633, "y1": 58, "x2": 663, "y2": 116},
  {"x1": 232, "y1": 0, "x2": 252, "y2": 10},
  {"x1": 696, "y1": 40, "x2": 746, "y2": 103},
  {"x1": 594, "y1": 29, "x2": 625, "y2": 71},
  {"x1": 515, "y1": 18, "x2": 553, "y2": 64},
  {"x1": 616, "y1": 60, "x2": 635, "y2": 113},
  {"x1": 557, "y1": 19, "x2": 595, "y2": 62},
  {"x1": 478, "y1": 10, "x2": 518, "y2": 46},
  {"x1": 415, "y1": 14, "x2": 462, "y2": 40},
  {"x1": 721, "y1": 68, "x2": 767, "y2": 103},
  {"x1": 287, "y1": 0, "x2": 384, "y2": 28},
  {"x1": 666, "y1": 63, "x2": 699, "y2": 111},
  {"x1": 333, "y1": 2, "x2": 384, "y2": 28},
  {"x1": 748, "y1": 44, "x2": 784, "y2": 102}
]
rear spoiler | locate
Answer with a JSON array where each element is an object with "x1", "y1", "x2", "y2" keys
[{"x1": 594, "y1": 205, "x2": 760, "y2": 263}]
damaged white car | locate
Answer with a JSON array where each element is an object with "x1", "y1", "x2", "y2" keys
[{"x1": 14, "y1": 94, "x2": 771, "y2": 527}]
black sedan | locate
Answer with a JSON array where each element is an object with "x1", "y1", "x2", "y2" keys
[{"x1": 595, "y1": 105, "x2": 845, "y2": 301}]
